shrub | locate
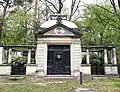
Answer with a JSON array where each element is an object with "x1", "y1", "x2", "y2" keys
[{"x1": 11, "y1": 56, "x2": 27, "y2": 65}]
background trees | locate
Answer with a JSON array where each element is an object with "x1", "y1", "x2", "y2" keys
[
  {"x1": 75, "y1": 2, "x2": 120, "y2": 67},
  {"x1": 1, "y1": 0, "x2": 120, "y2": 68},
  {"x1": 77, "y1": 5, "x2": 119, "y2": 45},
  {"x1": 0, "y1": 0, "x2": 82, "y2": 45},
  {"x1": 0, "y1": 0, "x2": 120, "y2": 46}
]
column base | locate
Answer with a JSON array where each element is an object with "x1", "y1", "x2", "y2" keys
[
  {"x1": 0, "y1": 65, "x2": 11, "y2": 75},
  {"x1": 36, "y1": 69, "x2": 45, "y2": 77},
  {"x1": 81, "y1": 64, "x2": 91, "y2": 74},
  {"x1": 26, "y1": 64, "x2": 37, "y2": 75},
  {"x1": 73, "y1": 70, "x2": 80, "y2": 80},
  {"x1": 104, "y1": 64, "x2": 119, "y2": 76}
]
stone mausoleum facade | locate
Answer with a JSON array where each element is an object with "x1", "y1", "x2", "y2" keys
[
  {"x1": 35, "y1": 15, "x2": 83, "y2": 78},
  {"x1": 0, "y1": 14, "x2": 118, "y2": 79}
]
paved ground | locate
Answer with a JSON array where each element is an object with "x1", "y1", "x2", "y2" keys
[{"x1": 76, "y1": 88, "x2": 94, "y2": 92}]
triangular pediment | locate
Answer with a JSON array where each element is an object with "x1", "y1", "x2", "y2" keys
[
  {"x1": 36, "y1": 23, "x2": 82, "y2": 37},
  {"x1": 44, "y1": 27, "x2": 74, "y2": 36}
]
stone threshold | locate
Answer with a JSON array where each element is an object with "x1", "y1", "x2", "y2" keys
[{"x1": 76, "y1": 88, "x2": 94, "y2": 92}]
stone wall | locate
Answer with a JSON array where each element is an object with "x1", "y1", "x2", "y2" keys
[
  {"x1": 0, "y1": 65, "x2": 11, "y2": 75},
  {"x1": 26, "y1": 65, "x2": 37, "y2": 75},
  {"x1": 72, "y1": 38, "x2": 82, "y2": 77}
]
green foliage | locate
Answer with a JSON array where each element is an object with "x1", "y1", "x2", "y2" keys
[
  {"x1": 11, "y1": 56, "x2": 27, "y2": 65},
  {"x1": 89, "y1": 53, "x2": 103, "y2": 64},
  {"x1": 1, "y1": 8, "x2": 34, "y2": 45},
  {"x1": 76, "y1": 5, "x2": 120, "y2": 66},
  {"x1": 76, "y1": 5, "x2": 120, "y2": 46},
  {"x1": 82, "y1": 53, "x2": 104, "y2": 64}
]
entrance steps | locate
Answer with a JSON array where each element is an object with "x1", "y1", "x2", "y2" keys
[
  {"x1": 9, "y1": 75, "x2": 25, "y2": 80},
  {"x1": 43, "y1": 75, "x2": 74, "y2": 81},
  {"x1": 30, "y1": 75, "x2": 75, "y2": 82},
  {"x1": 76, "y1": 88, "x2": 94, "y2": 92},
  {"x1": 92, "y1": 75, "x2": 107, "y2": 80}
]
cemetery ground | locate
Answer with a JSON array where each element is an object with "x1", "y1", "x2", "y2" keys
[{"x1": 0, "y1": 77, "x2": 120, "y2": 92}]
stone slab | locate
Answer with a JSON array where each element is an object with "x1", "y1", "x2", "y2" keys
[{"x1": 76, "y1": 88, "x2": 94, "y2": 92}]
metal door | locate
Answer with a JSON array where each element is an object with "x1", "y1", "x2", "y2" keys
[{"x1": 47, "y1": 45, "x2": 71, "y2": 75}]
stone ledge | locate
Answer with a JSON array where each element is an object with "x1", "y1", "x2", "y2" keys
[
  {"x1": 26, "y1": 64, "x2": 37, "y2": 66},
  {"x1": 105, "y1": 74, "x2": 119, "y2": 77},
  {"x1": 0, "y1": 64, "x2": 11, "y2": 66},
  {"x1": 81, "y1": 64, "x2": 91, "y2": 66},
  {"x1": 9, "y1": 75, "x2": 25, "y2": 80},
  {"x1": 104, "y1": 64, "x2": 117, "y2": 66}
]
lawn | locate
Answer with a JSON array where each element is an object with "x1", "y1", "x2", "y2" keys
[{"x1": 0, "y1": 78, "x2": 120, "y2": 92}]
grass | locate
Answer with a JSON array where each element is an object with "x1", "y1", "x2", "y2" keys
[
  {"x1": 84, "y1": 78, "x2": 120, "y2": 92},
  {"x1": 0, "y1": 78, "x2": 120, "y2": 92}
]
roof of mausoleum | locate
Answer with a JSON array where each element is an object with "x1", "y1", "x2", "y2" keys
[
  {"x1": 40, "y1": 20, "x2": 78, "y2": 29},
  {"x1": 37, "y1": 23, "x2": 80, "y2": 35},
  {"x1": 35, "y1": 14, "x2": 82, "y2": 37}
]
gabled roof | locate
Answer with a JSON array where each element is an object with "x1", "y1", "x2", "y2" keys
[
  {"x1": 36, "y1": 23, "x2": 82, "y2": 37},
  {"x1": 40, "y1": 20, "x2": 78, "y2": 28}
]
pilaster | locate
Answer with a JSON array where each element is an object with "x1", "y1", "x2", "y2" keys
[
  {"x1": 27, "y1": 49, "x2": 31, "y2": 64},
  {"x1": 86, "y1": 49, "x2": 90, "y2": 64},
  {"x1": 0, "y1": 44, "x2": 3, "y2": 65},
  {"x1": 104, "y1": 49, "x2": 108, "y2": 64},
  {"x1": 8, "y1": 48, "x2": 12, "y2": 64}
]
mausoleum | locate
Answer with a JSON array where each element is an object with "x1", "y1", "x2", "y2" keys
[
  {"x1": 35, "y1": 14, "x2": 83, "y2": 78},
  {"x1": 0, "y1": 14, "x2": 118, "y2": 79}
]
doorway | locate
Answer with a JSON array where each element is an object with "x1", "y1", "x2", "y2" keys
[{"x1": 47, "y1": 45, "x2": 71, "y2": 75}]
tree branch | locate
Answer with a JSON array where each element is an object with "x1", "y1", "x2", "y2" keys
[
  {"x1": 69, "y1": 0, "x2": 81, "y2": 20},
  {"x1": 110, "y1": 0, "x2": 117, "y2": 13},
  {"x1": 46, "y1": 0, "x2": 59, "y2": 13},
  {"x1": 118, "y1": 0, "x2": 120, "y2": 9}
]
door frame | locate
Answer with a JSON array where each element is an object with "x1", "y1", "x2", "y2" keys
[{"x1": 44, "y1": 43, "x2": 73, "y2": 76}]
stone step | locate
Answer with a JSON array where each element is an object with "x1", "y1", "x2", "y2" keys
[
  {"x1": 43, "y1": 75, "x2": 74, "y2": 81},
  {"x1": 92, "y1": 75, "x2": 107, "y2": 80},
  {"x1": 76, "y1": 88, "x2": 94, "y2": 92},
  {"x1": 9, "y1": 75, "x2": 25, "y2": 80}
]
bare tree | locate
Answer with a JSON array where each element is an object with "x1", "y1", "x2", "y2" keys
[
  {"x1": 109, "y1": 0, "x2": 120, "y2": 20},
  {"x1": 118, "y1": 0, "x2": 120, "y2": 9},
  {"x1": 0, "y1": 0, "x2": 11, "y2": 20},
  {"x1": 58, "y1": 0, "x2": 63, "y2": 13},
  {"x1": 0, "y1": 0, "x2": 11, "y2": 39},
  {"x1": 39, "y1": 0, "x2": 81, "y2": 21},
  {"x1": 68, "y1": 0, "x2": 81, "y2": 21}
]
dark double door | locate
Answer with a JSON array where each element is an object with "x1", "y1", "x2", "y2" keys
[{"x1": 47, "y1": 45, "x2": 71, "y2": 75}]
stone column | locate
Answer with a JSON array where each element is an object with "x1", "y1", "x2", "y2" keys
[
  {"x1": 86, "y1": 49, "x2": 90, "y2": 64},
  {"x1": 104, "y1": 47, "x2": 118, "y2": 76},
  {"x1": 113, "y1": 47, "x2": 117, "y2": 64},
  {"x1": 27, "y1": 49, "x2": 31, "y2": 64},
  {"x1": 104, "y1": 49, "x2": 108, "y2": 64},
  {"x1": 0, "y1": 45, "x2": 3, "y2": 65},
  {"x1": 8, "y1": 48, "x2": 12, "y2": 64},
  {"x1": 110, "y1": 50, "x2": 113, "y2": 64}
]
